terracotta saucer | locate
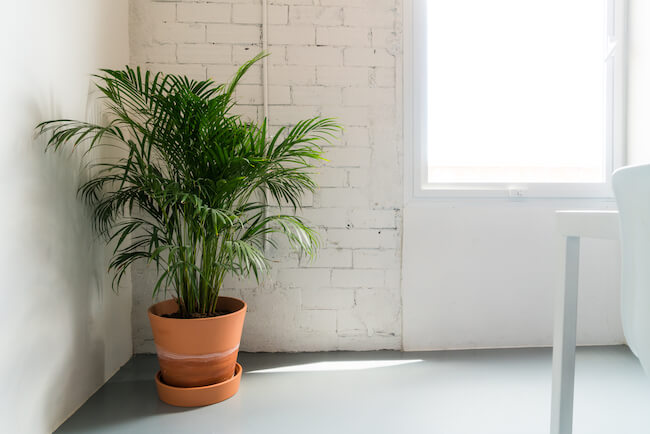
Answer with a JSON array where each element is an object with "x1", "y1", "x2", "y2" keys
[{"x1": 155, "y1": 363, "x2": 242, "y2": 407}]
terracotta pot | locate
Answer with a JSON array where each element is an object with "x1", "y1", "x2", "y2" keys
[{"x1": 148, "y1": 297, "x2": 246, "y2": 388}]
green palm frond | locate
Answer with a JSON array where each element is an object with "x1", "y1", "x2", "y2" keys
[{"x1": 36, "y1": 53, "x2": 342, "y2": 317}]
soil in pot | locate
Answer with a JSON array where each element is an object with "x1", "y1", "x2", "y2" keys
[{"x1": 162, "y1": 310, "x2": 230, "y2": 319}]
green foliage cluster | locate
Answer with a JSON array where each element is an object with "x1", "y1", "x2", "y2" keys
[{"x1": 37, "y1": 53, "x2": 340, "y2": 317}]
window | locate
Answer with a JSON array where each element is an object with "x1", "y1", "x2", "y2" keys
[{"x1": 407, "y1": 0, "x2": 626, "y2": 198}]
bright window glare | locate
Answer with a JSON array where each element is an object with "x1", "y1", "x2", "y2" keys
[
  {"x1": 426, "y1": 0, "x2": 607, "y2": 184},
  {"x1": 248, "y1": 360, "x2": 423, "y2": 374}
]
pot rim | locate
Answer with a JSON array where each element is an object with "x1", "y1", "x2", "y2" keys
[{"x1": 148, "y1": 296, "x2": 247, "y2": 321}]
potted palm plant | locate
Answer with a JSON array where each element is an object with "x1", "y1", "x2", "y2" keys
[{"x1": 36, "y1": 53, "x2": 340, "y2": 406}]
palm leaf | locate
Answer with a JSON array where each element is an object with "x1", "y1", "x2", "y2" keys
[{"x1": 35, "y1": 52, "x2": 342, "y2": 317}]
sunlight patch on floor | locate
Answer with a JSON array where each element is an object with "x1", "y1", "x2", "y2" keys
[{"x1": 248, "y1": 359, "x2": 423, "y2": 373}]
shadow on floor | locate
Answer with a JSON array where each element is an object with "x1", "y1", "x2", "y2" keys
[{"x1": 55, "y1": 356, "x2": 193, "y2": 433}]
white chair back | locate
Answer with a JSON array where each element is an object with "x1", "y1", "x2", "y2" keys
[{"x1": 613, "y1": 163, "x2": 650, "y2": 374}]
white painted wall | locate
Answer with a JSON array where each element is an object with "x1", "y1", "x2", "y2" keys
[
  {"x1": 402, "y1": 200, "x2": 622, "y2": 350},
  {"x1": 128, "y1": 0, "x2": 635, "y2": 354},
  {"x1": 0, "y1": 1, "x2": 131, "y2": 432},
  {"x1": 129, "y1": 0, "x2": 404, "y2": 353}
]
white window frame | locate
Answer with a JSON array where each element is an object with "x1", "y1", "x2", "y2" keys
[{"x1": 404, "y1": 0, "x2": 628, "y2": 200}]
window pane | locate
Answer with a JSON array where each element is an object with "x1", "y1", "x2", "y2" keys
[{"x1": 426, "y1": 0, "x2": 607, "y2": 184}]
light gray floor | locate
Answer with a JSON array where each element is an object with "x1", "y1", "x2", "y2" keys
[{"x1": 57, "y1": 346, "x2": 650, "y2": 434}]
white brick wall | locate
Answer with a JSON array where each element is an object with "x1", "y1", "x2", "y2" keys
[{"x1": 130, "y1": 0, "x2": 403, "y2": 352}]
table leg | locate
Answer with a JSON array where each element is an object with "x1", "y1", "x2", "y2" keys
[{"x1": 550, "y1": 236, "x2": 580, "y2": 434}]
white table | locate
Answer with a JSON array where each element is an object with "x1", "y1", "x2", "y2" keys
[{"x1": 550, "y1": 210, "x2": 620, "y2": 434}]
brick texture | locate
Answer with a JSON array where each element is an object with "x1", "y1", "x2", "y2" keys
[{"x1": 130, "y1": 0, "x2": 403, "y2": 352}]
